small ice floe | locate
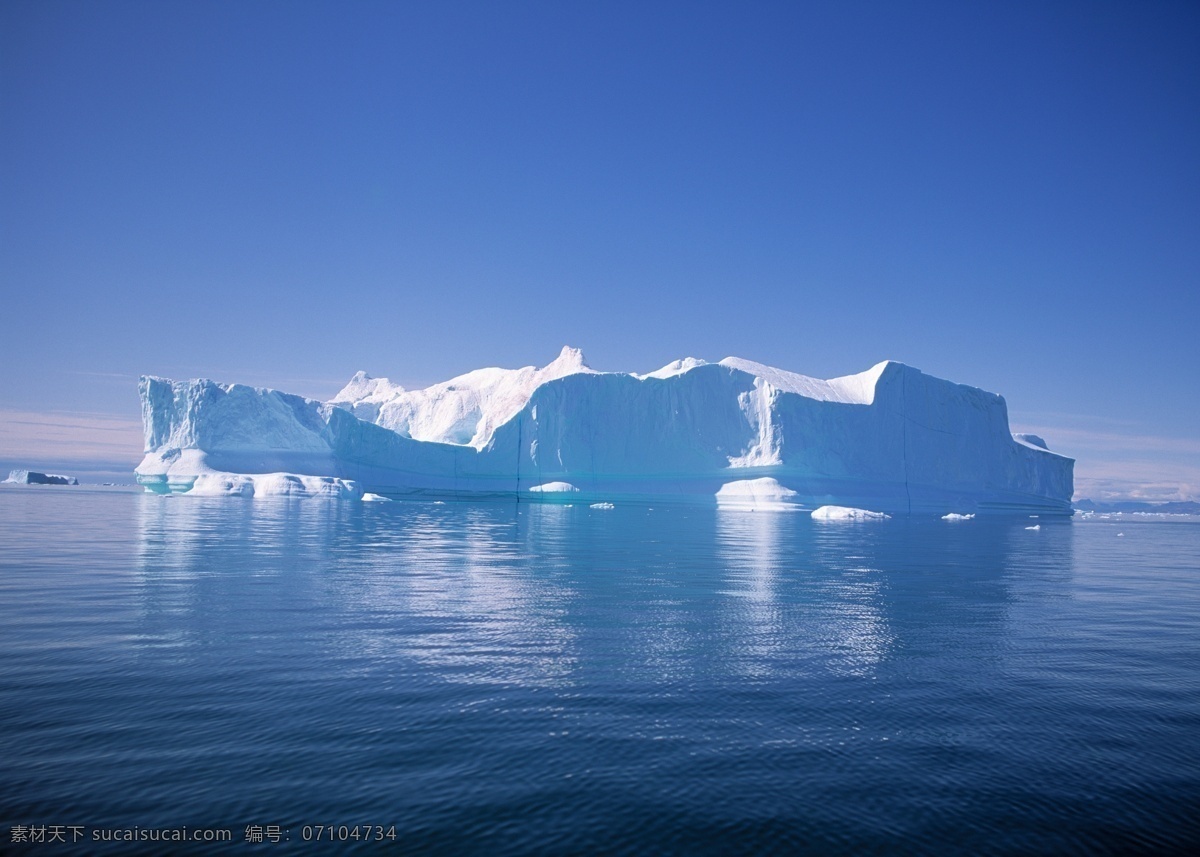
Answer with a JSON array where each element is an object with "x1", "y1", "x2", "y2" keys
[
  {"x1": 590, "y1": 502, "x2": 615, "y2": 510},
  {"x1": 715, "y1": 477, "x2": 799, "y2": 511},
  {"x1": 189, "y1": 472, "x2": 363, "y2": 499},
  {"x1": 811, "y1": 505, "x2": 890, "y2": 521},
  {"x1": 528, "y1": 481, "x2": 580, "y2": 494},
  {"x1": 362, "y1": 493, "x2": 391, "y2": 502},
  {"x1": 1117, "y1": 532, "x2": 1124, "y2": 537},
  {"x1": 942, "y1": 513, "x2": 975, "y2": 521},
  {"x1": 1025, "y1": 525, "x2": 1041, "y2": 531}
]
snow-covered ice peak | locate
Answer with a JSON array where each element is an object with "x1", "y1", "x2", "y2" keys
[
  {"x1": 331, "y1": 346, "x2": 596, "y2": 448},
  {"x1": 1014, "y1": 433, "x2": 1049, "y2": 450},
  {"x1": 637, "y1": 357, "x2": 709, "y2": 380},
  {"x1": 546, "y1": 345, "x2": 590, "y2": 373},
  {"x1": 717, "y1": 358, "x2": 891, "y2": 404},
  {"x1": 336, "y1": 370, "x2": 404, "y2": 402}
]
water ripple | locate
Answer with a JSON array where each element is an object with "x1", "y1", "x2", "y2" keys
[{"x1": 1, "y1": 490, "x2": 1199, "y2": 853}]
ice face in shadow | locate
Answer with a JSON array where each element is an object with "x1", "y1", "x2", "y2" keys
[
  {"x1": 136, "y1": 348, "x2": 1074, "y2": 515},
  {"x1": 4, "y1": 470, "x2": 78, "y2": 485}
]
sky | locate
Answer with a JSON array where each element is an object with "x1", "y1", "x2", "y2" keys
[{"x1": 2, "y1": 0, "x2": 1198, "y2": 499}]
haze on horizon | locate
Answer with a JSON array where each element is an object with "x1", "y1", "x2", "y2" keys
[{"x1": 2, "y1": 1, "x2": 1197, "y2": 501}]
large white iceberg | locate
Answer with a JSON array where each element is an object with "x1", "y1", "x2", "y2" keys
[{"x1": 134, "y1": 347, "x2": 1074, "y2": 514}]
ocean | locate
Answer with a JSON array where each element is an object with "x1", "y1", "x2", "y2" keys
[{"x1": 2, "y1": 485, "x2": 1198, "y2": 854}]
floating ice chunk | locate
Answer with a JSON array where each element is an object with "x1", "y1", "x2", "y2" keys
[
  {"x1": 189, "y1": 474, "x2": 256, "y2": 496},
  {"x1": 716, "y1": 477, "x2": 799, "y2": 511},
  {"x1": 362, "y1": 493, "x2": 391, "y2": 502},
  {"x1": 1025, "y1": 525, "x2": 1041, "y2": 531},
  {"x1": 942, "y1": 513, "x2": 975, "y2": 521},
  {"x1": 187, "y1": 471, "x2": 362, "y2": 499},
  {"x1": 812, "y1": 505, "x2": 890, "y2": 521},
  {"x1": 252, "y1": 473, "x2": 362, "y2": 499},
  {"x1": 590, "y1": 502, "x2": 615, "y2": 509},
  {"x1": 528, "y1": 481, "x2": 580, "y2": 493}
]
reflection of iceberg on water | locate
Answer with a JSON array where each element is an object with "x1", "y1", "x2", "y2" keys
[
  {"x1": 135, "y1": 347, "x2": 1073, "y2": 514},
  {"x1": 716, "y1": 507, "x2": 893, "y2": 678},
  {"x1": 134, "y1": 498, "x2": 579, "y2": 688}
]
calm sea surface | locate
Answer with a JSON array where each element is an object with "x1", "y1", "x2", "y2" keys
[{"x1": 2, "y1": 485, "x2": 1198, "y2": 854}]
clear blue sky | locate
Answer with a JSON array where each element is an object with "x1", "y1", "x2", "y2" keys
[{"x1": 2, "y1": 0, "x2": 1198, "y2": 498}]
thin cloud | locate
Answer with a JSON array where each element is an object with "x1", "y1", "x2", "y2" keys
[
  {"x1": 61, "y1": 370, "x2": 139, "y2": 380},
  {"x1": 0, "y1": 409, "x2": 144, "y2": 463},
  {"x1": 1011, "y1": 421, "x2": 1200, "y2": 502},
  {"x1": 1013, "y1": 424, "x2": 1200, "y2": 457}
]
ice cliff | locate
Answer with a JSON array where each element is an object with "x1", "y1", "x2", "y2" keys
[
  {"x1": 134, "y1": 347, "x2": 1074, "y2": 514},
  {"x1": 4, "y1": 470, "x2": 79, "y2": 486}
]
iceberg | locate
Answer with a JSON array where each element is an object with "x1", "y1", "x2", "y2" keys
[
  {"x1": 134, "y1": 347, "x2": 1074, "y2": 514},
  {"x1": 4, "y1": 470, "x2": 79, "y2": 486}
]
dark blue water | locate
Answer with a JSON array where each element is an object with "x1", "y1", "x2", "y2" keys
[{"x1": 2, "y1": 486, "x2": 1199, "y2": 854}]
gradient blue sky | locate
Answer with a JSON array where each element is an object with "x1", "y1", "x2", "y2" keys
[{"x1": 2, "y1": 0, "x2": 1198, "y2": 498}]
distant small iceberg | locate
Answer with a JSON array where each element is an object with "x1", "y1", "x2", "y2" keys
[
  {"x1": 942, "y1": 513, "x2": 975, "y2": 521},
  {"x1": 4, "y1": 470, "x2": 78, "y2": 486}
]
